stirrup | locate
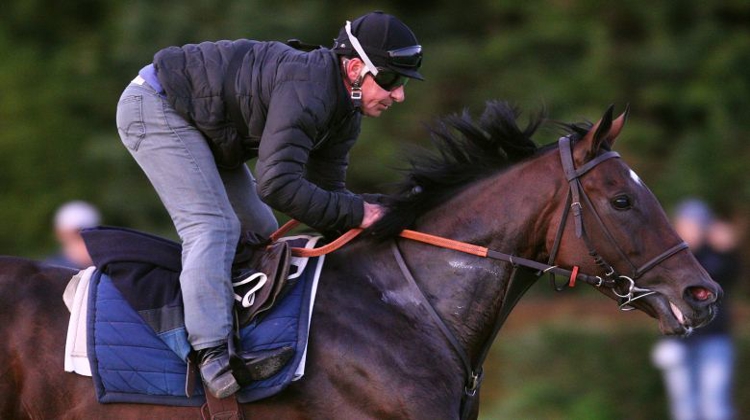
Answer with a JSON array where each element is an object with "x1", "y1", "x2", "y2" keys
[
  {"x1": 197, "y1": 346, "x2": 241, "y2": 399},
  {"x1": 228, "y1": 336, "x2": 294, "y2": 387}
]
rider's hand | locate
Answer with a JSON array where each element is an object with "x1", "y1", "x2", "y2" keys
[{"x1": 360, "y1": 202, "x2": 385, "y2": 229}]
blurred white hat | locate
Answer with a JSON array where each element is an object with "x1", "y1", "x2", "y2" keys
[
  {"x1": 54, "y1": 201, "x2": 101, "y2": 231},
  {"x1": 674, "y1": 198, "x2": 713, "y2": 229}
]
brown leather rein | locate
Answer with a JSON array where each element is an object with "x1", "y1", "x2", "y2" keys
[{"x1": 274, "y1": 219, "x2": 604, "y2": 284}]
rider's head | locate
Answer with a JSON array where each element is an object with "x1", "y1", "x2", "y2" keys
[{"x1": 333, "y1": 11, "x2": 423, "y2": 117}]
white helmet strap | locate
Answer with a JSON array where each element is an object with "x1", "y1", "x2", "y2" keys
[{"x1": 345, "y1": 21, "x2": 379, "y2": 77}]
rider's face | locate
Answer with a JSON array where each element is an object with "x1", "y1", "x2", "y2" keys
[
  {"x1": 359, "y1": 74, "x2": 406, "y2": 117},
  {"x1": 343, "y1": 58, "x2": 406, "y2": 118},
  {"x1": 56, "y1": 228, "x2": 93, "y2": 268}
]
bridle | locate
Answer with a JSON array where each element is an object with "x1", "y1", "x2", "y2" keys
[
  {"x1": 547, "y1": 135, "x2": 688, "y2": 310},
  {"x1": 270, "y1": 133, "x2": 692, "y2": 419},
  {"x1": 277, "y1": 134, "x2": 690, "y2": 309},
  {"x1": 386, "y1": 137, "x2": 690, "y2": 419}
]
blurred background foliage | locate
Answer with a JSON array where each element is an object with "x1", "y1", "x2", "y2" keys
[
  {"x1": 1, "y1": 1, "x2": 749, "y2": 418},
  {"x1": 481, "y1": 291, "x2": 750, "y2": 419},
  {"x1": 1, "y1": 0, "x2": 748, "y2": 256}
]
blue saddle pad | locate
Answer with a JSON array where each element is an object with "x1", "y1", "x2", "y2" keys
[{"x1": 82, "y1": 227, "x2": 323, "y2": 406}]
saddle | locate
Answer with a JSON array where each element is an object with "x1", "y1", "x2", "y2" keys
[
  {"x1": 232, "y1": 233, "x2": 292, "y2": 327},
  {"x1": 79, "y1": 226, "x2": 323, "y2": 411}
]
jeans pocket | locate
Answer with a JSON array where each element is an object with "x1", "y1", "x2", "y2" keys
[{"x1": 116, "y1": 94, "x2": 146, "y2": 151}]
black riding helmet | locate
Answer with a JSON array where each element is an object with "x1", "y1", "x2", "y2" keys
[{"x1": 332, "y1": 11, "x2": 424, "y2": 82}]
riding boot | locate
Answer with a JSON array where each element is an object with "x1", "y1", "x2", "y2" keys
[
  {"x1": 197, "y1": 342, "x2": 296, "y2": 398},
  {"x1": 197, "y1": 344, "x2": 240, "y2": 399},
  {"x1": 233, "y1": 346, "x2": 295, "y2": 386}
]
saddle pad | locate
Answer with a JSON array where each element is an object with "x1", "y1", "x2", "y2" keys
[{"x1": 82, "y1": 227, "x2": 324, "y2": 406}]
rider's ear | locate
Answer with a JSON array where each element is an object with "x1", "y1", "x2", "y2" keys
[
  {"x1": 344, "y1": 58, "x2": 364, "y2": 84},
  {"x1": 577, "y1": 104, "x2": 629, "y2": 162}
]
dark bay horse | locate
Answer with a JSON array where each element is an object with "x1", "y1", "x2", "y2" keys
[{"x1": 0, "y1": 102, "x2": 720, "y2": 419}]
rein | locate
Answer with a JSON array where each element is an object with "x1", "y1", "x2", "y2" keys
[
  {"x1": 273, "y1": 222, "x2": 602, "y2": 288},
  {"x1": 269, "y1": 136, "x2": 686, "y2": 306},
  {"x1": 269, "y1": 136, "x2": 689, "y2": 419}
]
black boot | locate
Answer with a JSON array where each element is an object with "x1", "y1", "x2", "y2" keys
[
  {"x1": 198, "y1": 343, "x2": 295, "y2": 398},
  {"x1": 235, "y1": 346, "x2": 295, "y2": 384},
  {"x1": 197, "y1": 344, "x2": 240, "y2": 399}
]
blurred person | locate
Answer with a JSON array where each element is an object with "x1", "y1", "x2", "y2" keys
[
  {"x1": 115, "y1": 11, "x2": 423, "y2": 398},
  {"x1": 46, "y1": 200, "x2": 101, "y2": 269},
  {"x1": 651, "y1": 199, "x2": 740, "y2": 420},
  {"x1": 708, "y1": 220, "x2": 741, "y2": 255}
]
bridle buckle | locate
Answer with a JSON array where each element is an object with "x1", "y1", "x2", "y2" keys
[{"x1": 464, "y1": 370, "x2": 482, "y2": 397}]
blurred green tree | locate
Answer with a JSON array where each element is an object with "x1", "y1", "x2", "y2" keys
[{"x1": 1, "y1": 0, "x2": 748, "y2": 262}]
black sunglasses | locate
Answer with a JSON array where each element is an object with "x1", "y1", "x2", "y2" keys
[{"x1": 371, "y1": 69, "x2": 409, "y2": 91}]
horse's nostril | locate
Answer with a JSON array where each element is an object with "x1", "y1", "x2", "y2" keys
[{"x1": 688, "y1": 286, "x2": 713, "y2": 302}]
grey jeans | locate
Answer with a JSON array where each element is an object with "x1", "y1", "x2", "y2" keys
[{"x1": 115, "y1": 77, "x2": 278, "y2": 350}]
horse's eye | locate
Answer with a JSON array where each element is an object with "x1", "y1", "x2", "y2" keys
[{"x1": 611, "y1": 195, "x2": 633, "y2": 210}]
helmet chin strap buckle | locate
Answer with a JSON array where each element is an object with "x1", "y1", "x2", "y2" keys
[{"x1": 350, "y1": 77, "x2": 363, "y2": 110}]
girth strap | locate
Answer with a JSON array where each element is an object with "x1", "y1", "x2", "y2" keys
[
  {"x1": 392, "y1": 243, "x2": 541, "y2": 420},
  {"x1": 201, "y1": 392, "x2": 243, "y2": 420},
  {"x1": 390, "y1": 242, "x2": 475, "y2": 417}
]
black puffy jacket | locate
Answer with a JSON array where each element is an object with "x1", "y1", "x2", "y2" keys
[{"x1": 153, "y1": 40, "x2": 364, "y2": 233}]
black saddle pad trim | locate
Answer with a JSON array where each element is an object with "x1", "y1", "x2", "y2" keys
[
  {"x1": 82, "y1": 226, "x2": 182, "y2": 271},
  {"x1": 81, "y1": 226, "x2": 184, "y2": 315}
]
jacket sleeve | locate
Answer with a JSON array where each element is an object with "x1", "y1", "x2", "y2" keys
[
  {"x1": 255, "y1": 81, "x2": 364, "y2": 233},
  {"x1": 305, "y1": 125, "x2": 359, "y2": 193}
]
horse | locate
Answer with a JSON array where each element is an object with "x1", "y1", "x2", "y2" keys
[{"x1": 0, "y1": 102, "x2": 720, "y2": 419}]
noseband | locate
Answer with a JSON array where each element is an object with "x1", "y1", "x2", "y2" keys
[{"x1": 547, "y1": 136, "x2": 688, "y2": 310}]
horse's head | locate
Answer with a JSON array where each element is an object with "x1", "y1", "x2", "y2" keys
[{"x1": 550, "y1": 106, "x2": 721, "y2": 336}]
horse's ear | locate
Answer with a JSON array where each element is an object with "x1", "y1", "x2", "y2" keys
[
  {"x1": 577, "y1": 104, "x2": 629, "y2": 162},
  {"x1": 607, "y1": 104, "x2": 630, "y2": 148}
]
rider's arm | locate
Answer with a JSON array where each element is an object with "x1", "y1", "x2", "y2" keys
[
  {"x1": 255, "y1": 81, "x2": 365, "y2": 233},
  {"x1": 306, "y1": 131, "x2": 387, "y2": 229},
  {"x1": 304, "y1": 125, "x2": 359, "y2": 194}
]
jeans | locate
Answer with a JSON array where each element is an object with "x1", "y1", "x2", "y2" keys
[
  {"x1": 652, "y1": 335, "x2": 735, "y2": 420},
  {"x1": 115, "y1": 78, "x2": 278, "y2": 350}
]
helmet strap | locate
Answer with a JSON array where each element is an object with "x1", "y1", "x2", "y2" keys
[
  {"x1": 345, "y1": 21, "x2": 379, "y2": 76},
  {"x1": 350, "y1": 76, "x2": 363, "y2": 110},
  {"x1": 343, "y1": 60, "x2": 367, "y2": 111}
]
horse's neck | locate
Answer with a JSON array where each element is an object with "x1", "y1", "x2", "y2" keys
[{"x1": 398, "y1": 150, "x2": 564, "y2": 361}]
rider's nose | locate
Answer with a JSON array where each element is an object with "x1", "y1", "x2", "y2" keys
[{"x1": 391, "y1": 86, "x2": 405, "y2": 103}]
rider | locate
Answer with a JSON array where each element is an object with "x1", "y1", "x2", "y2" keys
[{"x1": 115, "y1": 11, "x2": 423, "y2": 399}]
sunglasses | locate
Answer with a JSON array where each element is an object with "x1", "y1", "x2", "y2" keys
[
  {"x1": 371, "y1": 69, "x2": 409, "y2": 91},
  {"x1": 344, "y1": 21, "x2": 419, "y2": 91}
]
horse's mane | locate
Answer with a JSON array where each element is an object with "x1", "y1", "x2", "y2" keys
[{"x1": 368, "y1": 101, "x2": 590, "y2": 239}]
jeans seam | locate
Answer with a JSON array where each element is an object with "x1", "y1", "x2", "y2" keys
[
  {"x1": 117, "y1": 93, "x2": 146, "y2": 151},
  {"x1": 157, "y1": 97, "x2": 236, "y2": 340}
]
